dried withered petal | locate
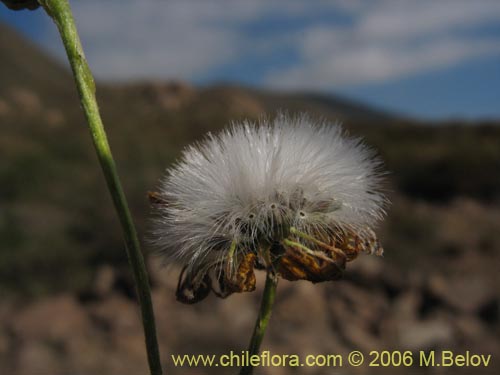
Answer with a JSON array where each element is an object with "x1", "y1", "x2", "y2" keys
[
  {"x1": 278, "y1": 244, "x2": 345, "y2": 283},
  {"x1": 336, "y1": 233, "x2": 362, "y2": 261},
  {"x1": 211, "y1": 270, "x2": 234, "y2": 299},
  {"x1": 176, "y1": 265, "x2": 212, "y2": 304},
  {"x1": 335, "y1": 227, "x2": 383, "y2": 260},
  {"x1": 224, "y1": 252, "x2": 257, "y2": 293},
  {"x1": 1, "y1": 0, "x2": 40, "y2": 10},
  {"x1": 176, "y1": 252, "x2": 258, "y2": 304},
  {"x1": 174, "y1": 227, "x2": 383, "y2": 303}
]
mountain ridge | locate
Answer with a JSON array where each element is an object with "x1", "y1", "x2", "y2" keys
[{"x1": 1, "y1": 21, "x2": 400, "y2": 123}]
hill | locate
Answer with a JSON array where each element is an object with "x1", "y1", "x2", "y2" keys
[
  {"x1": 1, "y1": 22, "x2": 500, "y2": 296},
  {"x1": 0, "y1": 23, "x2": 72, "y2": 98}
]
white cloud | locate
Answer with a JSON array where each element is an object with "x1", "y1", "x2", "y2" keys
[
  {"x1": 267, "y1": 36, "x2": 500, "y2": 88},
  {"x1": 267, "y1": 0, "x2": 500, "y2": 88},
  {"x1": 40, "y1": 0, "x2": 500, "y2": 87},
  {"x1": 357, "y1": 0, "x2": 500, "y2": 40}
]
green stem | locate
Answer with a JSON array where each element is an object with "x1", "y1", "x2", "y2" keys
[
  {"x1": 38, "y1": 1, "x2": 162, "y2": 374},
  {"x1": 240, "y1": 269, "x2": 278, "y2": 375}
]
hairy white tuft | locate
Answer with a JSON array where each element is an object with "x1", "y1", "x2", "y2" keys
[{"x1": 151, "y1": 114, "x2": 387, "y2": 271}]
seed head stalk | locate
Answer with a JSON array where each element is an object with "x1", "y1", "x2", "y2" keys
[
  {"x1": 240, "y1": 251, "x2": 279, "y2": 375},
  {"x1": 38, "y1": 1, "x2": 162, "y2": 374}
]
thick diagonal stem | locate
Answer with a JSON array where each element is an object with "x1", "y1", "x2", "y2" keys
[{"x1": 39, "y1": 1, "x2": 162, "y2": 374}]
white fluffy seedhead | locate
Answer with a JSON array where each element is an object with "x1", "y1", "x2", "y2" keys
[{"x1": 151, "y1": 113, "x2": 387, "y2": 271}]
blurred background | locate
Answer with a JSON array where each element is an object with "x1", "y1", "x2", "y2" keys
[{"x1": 0, "y1": 1, "x2": 499, "y2": 374}]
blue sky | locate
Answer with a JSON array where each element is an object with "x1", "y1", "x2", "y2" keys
[{"x1": 2, "y1": 0, "x2": 500, "y2": 120}]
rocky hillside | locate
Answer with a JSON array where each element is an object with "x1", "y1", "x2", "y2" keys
[{"x1": 1, "y1": 240, "x2": 498, "y2": 375}]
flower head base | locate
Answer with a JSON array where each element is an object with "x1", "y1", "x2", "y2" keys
[{"x1": 150, "y1": 114, "x2": 387, "y2": 303}]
